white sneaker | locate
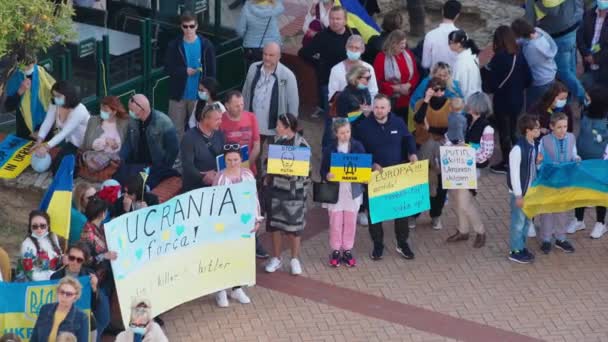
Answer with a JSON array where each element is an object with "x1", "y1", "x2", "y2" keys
[
  {"x1": 230, "y1": 288, "x2": 251, "y2": 304},
  {"x1": 265, "y1": 257, "x2": 282, "y2": 273},
  {"x1": 431, "y1": 217, "x2": 443, "y2": 230},
  {"x1": 590, "y1": 222, "x2": 606, "y2": 239},
  {"x1": 357, "y1": 212, "x2": 369, "y2": 226},
  {"x1": 527, "y1": 221, "x2": 536, "y2": 238},
  {"x1": 215, "y1": 290, "x2": 229, "y2": 308},
  {"x1": 566, "y1": 219, "x2": 586, "y2": 234},
  {"x1": 408, "y1": 217, "x2": 416, "y2": 229},
  {"x1": 290, "y1": 258, "x2": 302, "y2": 275}
]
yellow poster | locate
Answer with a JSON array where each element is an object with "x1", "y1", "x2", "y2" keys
[{"x1": 0, "y1": 134, "x2": 35, "y2": 179}]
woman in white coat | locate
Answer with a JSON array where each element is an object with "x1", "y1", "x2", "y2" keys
[{"x1": 448, "y1": 30, "x2": 482, "y2": 99}]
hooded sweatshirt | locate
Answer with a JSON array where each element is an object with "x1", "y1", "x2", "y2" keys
[
  {"x1": 518, "y1": 28, "x2": 558, "y2": 86},
  {"x1": 237, "y1": 0, "x2": 284, "y2": 48}
]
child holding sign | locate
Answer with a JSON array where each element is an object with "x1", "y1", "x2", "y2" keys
[{"x1": 321, "y1": 119, "x2": 367, "y2": 267}]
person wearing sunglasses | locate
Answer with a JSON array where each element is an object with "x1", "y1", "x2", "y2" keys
[
  {"x1": 181, "y1": 103, "x2": 226, "y2": 192},
  {"x1": 115, "y1": 297, "x2": 168, "y2": 342},
  {"x1": 335, "y1": 65, "x2": 373, "y2": 130},
  {"x1": 165, "y1": 11, "x2": 216, "y2": 144},
  {"x1": 115, "y1": 93, "x2": 179, "y2": 190},
  {"x1": 17, "y1": 210, "x2": 63, "y2": 281},
  {"x1": 31, "y1": 276, "x2": 89, "y2": 342}
]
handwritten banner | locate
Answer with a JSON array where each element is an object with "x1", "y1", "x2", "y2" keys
[
  {"x1": 440, "y1": 146, "x2": 477, "y2": 189},
  {"x1": 267, "y1": 144, "x2": 311, "y2": 177},
  {"x1": 216, "y1": 145, "x2": 249, "y2": 171},
  {"x1": 105, "y1": 182, "x2": 258, "y2": 327},
  {"x1": 330, "y1": 153, "x2": 372, "y2": 183},
  {"x1": 0, "y1": 134, "x2": 35, "y2": 179},
  {"x1": 368, "y1": 161, "x2": 430, "y2": 224},
  {"x1": 0, "y1": 277, "x2": 91, "y2": 341}
]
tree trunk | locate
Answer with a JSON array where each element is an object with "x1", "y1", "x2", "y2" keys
[{"x1": 406, "y1": 0, "x2": 426, "y2": 37}]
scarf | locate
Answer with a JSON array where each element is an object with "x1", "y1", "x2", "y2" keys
[{"x1": 383, "y1": 50, "x2": 414, "y2": 84}]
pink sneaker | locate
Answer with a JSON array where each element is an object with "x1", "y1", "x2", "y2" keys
[{"x1": 342, "y1": 250, "x2": 356, "y2": 267}]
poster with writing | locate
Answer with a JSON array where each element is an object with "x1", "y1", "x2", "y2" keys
[
  {"x1": 330, "y1": 153, "x2": 372, "y2": 183},
  {"x1": 368, "y1": 161, "x2": 430, "y2": 224},
  {"x1": 267, "y1": 144, "x2": 311, "y2": 177},
  {"x1": 0, "y1": 134, "x2": 35, "y2": 179},
  {"x1": 216, "y1": 145, "x2": 249, "y2": 171},
  {"x1": 0, "y1": 277, "x2": 92, "y2": 341},
  {"x1": 440, "y1": 146, "x2": 477, "y2": 189},
  {"x1": 105, "y1": 182, "x2": 258, "y2": 327}
]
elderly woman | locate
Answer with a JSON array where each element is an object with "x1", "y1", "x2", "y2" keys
[
  {"x1": 31, "y1": 277, "x2": 89, "y2": 342},
  {"x1": 373, "y1": 29, "x2": 420, "y2": 122},
  {"x1": 336, "y1": 65, "x2": 373, "y2": 127},
  {"x1": 80, "y1": 96, "x2": 129, "y2": 180},
  {"x1": 18, "y1": 210, "x2": 63, "y2": 281},
  {"x1": 237, "y1": 0, "x2": 284, "y2": 66},
  {"x1": 115, "y1": 298, "x2": 168, "y2": 342},
  {"x1": 264, "y1": 113, "x2": 311, "y2": 275}
]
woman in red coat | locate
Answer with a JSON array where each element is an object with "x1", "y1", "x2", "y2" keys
[{"x1": 373, "y1": 29, "x2": 420, "y2": 123}]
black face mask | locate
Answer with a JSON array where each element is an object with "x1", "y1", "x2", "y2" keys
[{"x1": 430, "y1": 96, "x2": 446, "y2": 108}]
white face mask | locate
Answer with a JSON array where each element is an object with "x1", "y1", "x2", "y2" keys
[
  {"x1": 555, "y1": 98, "x2": 567, "y2": 108},
  {"x1": 33, "y1": 231, "x2": 49, "y2": 239},
  {"x1": 24, "y1": 67, "x2": 34, "y2": 76}
]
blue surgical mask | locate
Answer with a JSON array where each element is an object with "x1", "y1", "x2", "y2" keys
[
  {"x1": 357, "y1": 83, "x2": 368, "y2": 90},
  {"x1": 131, "y1": 326, "x2": 146, "y2": 335},
  {"x1": 346, "y1": 50, "x2": 361, "y2": 61},
  {"x1": 100, "y1": 110, "x2": 111, "y2": 121},
  {"x1": 555, "y1": 99, "x2": 567, "y2": 108},
  {"x1": 54, "y1": 97, "x2": 65, "y2": 107},
  {"x1": 198, "y1": 91, "x2": 208, "y2": 101},
  {"x1": 129, "y1": 110, "x2": 138, "y2": 120},
  {"x1": 598, "y1": 0, "x2": 608, "y2": 10}
]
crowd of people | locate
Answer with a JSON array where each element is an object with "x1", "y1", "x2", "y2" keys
[{"x1": 1, "y1": 0, "x2": 608, "y2": 340}]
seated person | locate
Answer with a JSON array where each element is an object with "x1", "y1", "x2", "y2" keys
[
  {"x1": 114, "y1": 94, "x2": 179, "y2": 189},
  {"x1": 17, "y1": 210, "x2": 63, "y2": 281},
  {"x1": 181, "y1": 104, "x2": 225, "y2": 192},
  {"x1": 115, "y1": 298, "x2": 168, "y2": 342},
  {"x1": 111, "y1": 173, "x2": 159, "y2": 218}
]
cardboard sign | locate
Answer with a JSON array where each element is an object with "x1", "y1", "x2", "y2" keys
[
  {"x1": 267, "y1": 144, "x2": 311, "y2": 177},
  {"x1": 440, "y1": 146, "x2": 477, "y2": 189},
  {"x1": 330, "y1": 153, "x2": 372, "y2": 183}
]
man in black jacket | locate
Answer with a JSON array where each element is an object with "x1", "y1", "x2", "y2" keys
[{"x1": 165, "y1": 12, "x2": 217, "y2": 143}]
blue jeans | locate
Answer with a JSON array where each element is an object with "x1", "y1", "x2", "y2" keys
[
  {"x1": 95, "y1": 288, "x2": 111, "y2": 342},
  {"x1": 553, "y1": 30, "x2": 586, "y2": 102},
  {"x1": 509, "y1": 194, "x2": 531, "y2": 252}
]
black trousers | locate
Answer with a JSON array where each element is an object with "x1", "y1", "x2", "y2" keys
[
  {"x1": 575, "y1": 207, "x2": 606, "y2": 224},
  {"x1": 365, "y1": 188, "x2": 409, "y2": 247},
  {"x1": 50, "y1": 142, "x2": 78, "y2": 176},
  {"x1": 430, "y1": 175, "x2": 448, "y2": 218},
  {"x1": 493, "y1": 112, "x2": 518, "y2": 165}
]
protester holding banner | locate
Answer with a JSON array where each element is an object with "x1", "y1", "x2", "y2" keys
[
  {"x1": 33, "y1": 80, "x2": 91, "y2": 175},
  {"x1": 17, "y1": 210, "x2": 63, "y2": 281},
  {"x1": 264, "y1": 113, "x2": 311, "y2": 275},
  {"x1": 69, "y1": 182, "x2": 97, "y2": 244},
  {"x1": 111, "y1": 173, "x2": 159, "y2": 218},
  {"x1": 181, "y1": 104, "x2": 226, "y2": 192},
  {"x1": 115, "y1": 298, "x2": 168, "y2": 342},
  {"x1": 355, "y1": 94, "x2": 418, "y2": 260},
  {"x1": 537, "y1": 113, "x2": 578, "y2": 254},
  {"x1": 187, "y1": 77, "x2": 226, "y2": 130},
  {"x1": 336, "y1": 64, "x2": 373, "y2": 127},
  {"x1": 320, "y1": 119, "x2": 366, "y2": 267},
  {"x1": 31, "y1": 276, "x2": 89, "y2": 342},
  {"x1": 528, "y1": 81, "x2": 574, "y2": 135}
]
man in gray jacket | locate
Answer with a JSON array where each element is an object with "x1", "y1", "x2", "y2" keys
[{"x1": 242, "y1": 42, "x2": 299, "y2": 140}]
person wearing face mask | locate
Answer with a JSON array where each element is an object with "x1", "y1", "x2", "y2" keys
[
  {"x1": 17, "y1": 210, "x2": 63, "y2": 282},
  {"x1": 187, "y1": 77, "x2": 226, "y2": 129},
  {"x1": 115, "y1": 298, "x2": 168, "y2": 342},
  {"x1": 373, "y1": 30, "x2": 420, "y2": 123},
  {"x1": 79, "y1": 96, "x2": 129, "y2": 180},
  {"x1": 32, "y1": 80, "x2": 90, "y2": 175},
  {"x1": 529, "y1": 81, "x2": 575, "y2": 136},
  {"x1": 336, "y1": 65, "x2": 373, "y2": 129},
  {"x1": 115, "y1": 94, "x2": 179, "y2": 190},
  {"x1": 5, "y1": 54, "x2": 56, "y2": 139},
  {"x1": 578, "y1": 0, "x2": 608, "y2": 88},
  {"x1": 328, "y1": 35, "x2": 378, "y2": 101}
]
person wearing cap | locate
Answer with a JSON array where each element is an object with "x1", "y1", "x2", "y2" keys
[{"x1": 115, "y1": 298, "x2": 168, "y2": 342}]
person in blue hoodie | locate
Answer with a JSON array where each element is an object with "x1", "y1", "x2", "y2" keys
[{"x1": 237, "y1": 0, "x2": 285, "y2": 67}]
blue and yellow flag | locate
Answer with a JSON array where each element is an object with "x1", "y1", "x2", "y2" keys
[
  {"x1": 0, "y1": 276, "x2": 91, "y2": 341},
  {"x1": 267, "y1": 144, "x2": 311, "y2": 177},
  {"x1": 5, "y1": 66, "x2": 55, "y2": 133},
  {"x1": 39, "y1": 155, "x2": 75, "y2": 244},
  {"x1": 335, "y1": 0, "x2": 381, "y2": 43},
  {"x1": 523, "y1": 160, "x2": 608, "y2": 218},
  {"x1": 0, "y1": 134, "x2": 35, "y2": 179}
]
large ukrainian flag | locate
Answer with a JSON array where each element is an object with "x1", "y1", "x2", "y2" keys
[
  {"x1": 39, "y1": 155, "x2": 75, "y2": 245},
  {"x1": 335, "y1": 0, "x2": 381, "y2": 43},
  {"x1": 523, "y1": 160, "x2": 608, "y2": 218}
]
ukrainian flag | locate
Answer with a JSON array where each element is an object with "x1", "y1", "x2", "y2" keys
[
  {"x1": 523, "y1": 160, "x2": 608, "y2": 218},
  {"x1": 335, "y1": 0, "x2": 381, "y2": 43},
  {"x1": 39, "y1": 155, "x2": 75, "y2": 246}
]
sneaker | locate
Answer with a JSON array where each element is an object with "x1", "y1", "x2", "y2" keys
[
  {"x1": 408, "y1": 216, "x2": 416, "y2": 229},
  {"x1": 290, "y1": 258, "x2": 302, "y2": 275},
  {"x1": 357, "y1": 212, "x2": 369, "y2": 226},
  {"x1": 555, "y1": 239, "x2": 575, "y2": 253},
  {"x1": 590, "y1": 222, "x2": 606, "y2": 239},
  {"x1": 541, "y1": 241, "x2": 552, "y2": 254},
  {"x1": 230, "y1": 288, "x2": 251, "y2": 304},
  {"x1": 265, "y1": 257, "x2": 282, "y2": 273},
  {"x1": 527, "y1": 222, "x2": 537, "y2": 237},
  {"x1": 522, "y1": 248, "x2": 535, "y2": 261},
  {"x1": 329, "y1": 250, "x2": 341, "y2": 267},
  {"x1": 431, "y1": 217, "x2": 443, "y2": 230},
  {"x1": 508, "y1": 250, "x2": 532, "y2": 264},
  {"x1": 342, "y1": 250, "x2": 356, "y2": 267},
  {"x1": 370, "y1": 244, "x2": 384, "y2": 260},
  {"x1": 490, "y1": 164, "x2": 508, "y2": 174},
  {"x1": 311, "y1": 106, "x2": 323, "y2": 118},
  {"x1": 215, "y1": 290, "x2": 229, "y2": 308},
  {"x1": 566, "y1": 219, "x2": 586, "y2": 234},
  {"x1": 396, "y1": 243, "x2": 415, "y2": 260},
  {"x1": 255, "y1": 244, "x2": 270, "y2": 259}
]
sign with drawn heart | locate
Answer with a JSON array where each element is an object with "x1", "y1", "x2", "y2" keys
[
  {"x1": 440, "y1": 146, "x2": 478, "y2": 189},
  {"x1": 105, "y1": 181, "x2": 258, "y2": 327}
]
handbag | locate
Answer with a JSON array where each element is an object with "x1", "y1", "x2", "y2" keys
[
  {"x1": 302, "y1": 3, "x2": 322, "y2": 47},
  {"x1": 313, "y1": 181, "x2": 339, "y2": 204},
  {"x1": 498, "y1": 55, "x2": 517, "y2": 89}
]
